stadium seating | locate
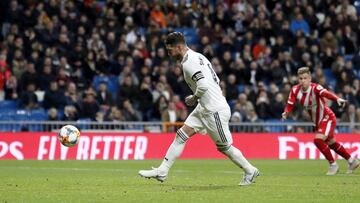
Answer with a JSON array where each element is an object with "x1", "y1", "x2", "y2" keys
[
  {"x1": 92, "y1": 75, "x2": 119, "y2": 94},
  {"x1": 0, "y1": 100, "x2": 17, "y2": 109},
  {"x1": 265, "y1": 119, "x2": 287, "y2": 133},
  {"x1": 323, "y1": 69, "x2": 336, "y2": 90}
]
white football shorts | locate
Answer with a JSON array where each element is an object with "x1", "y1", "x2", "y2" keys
[{"x1": 184, "y1": 104, "x2": 233, "y2": 145}]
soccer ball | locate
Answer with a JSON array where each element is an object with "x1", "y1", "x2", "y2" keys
[{"x1": 58, "y1": 125, "x2": 80, "y2": 147}]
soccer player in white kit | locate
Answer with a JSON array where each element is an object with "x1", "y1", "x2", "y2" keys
[{"x1": 139, "y1": 32, "x2": 259, "y2": 186}]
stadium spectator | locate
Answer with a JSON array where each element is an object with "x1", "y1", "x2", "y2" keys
[
  {"x1": 342, "y1": 84, "x2": 359, "y2": 107},
  {"x1": 255, "y1": 89, "x2": 270, "y2": 120},
  {"x1": 137, "y1": 81, "x2": 153, "y2": 121},
  {"x1": 116, "y1": 74, "x2": 138, "y2": 107},
  {"x1": 161, "y1": 101, "x2": 178, "y2": 123},
  {"x1": 5, "y1": 75, "x2": 17, "y2": 100},
  {"x1": 320, "y1": 31, "x2": 339, "y2": 54},
  {"x1": 18, "y1": 83, "x2": 38, "y2": 109},
  {"x1": 224, "y1": 74, "x2": 238, "y2": 101},
  {"x1": 38, "y1": 59, "x2": 56, "y2": 91},
  {"x1": 96, "y1": 81, "x2": 113, "y2": 111},
  {"x1": 269, "y1": 92, "x2": 285, "y2": 120},
  {"x1": 340, "y1": 104, "x2": 360, "y2": 132},
  {"x1": 0, "y1": 60, "x2": 11, "y2": 100},
  {"x1": 19, "y1": 62, "x2": 38, "y2": 91},
  {"x1": 152, "y1": 94, "x2": 168, "y2": 121},
  {"x1": 150, "y1": 5, "x2": 167, "y2": 28},
  {"x1": 71, "y1": 66, "x2": 88, "y2": 92},
  {"x1": 43, "y1": 80, "x2": 66, "y2": 110},
  {"x1": 352, "y1": 79, "x2": 360, "y2": 102},
  {"x1": 106, "y1": 106, "x2": 125, "y2": 123},
  {"x1": 47, "y1": 107, "x2": 59, "y2": 121},
  {"x1": 79, "y1": 87, "x2": 99, "y2": 120},
  {"x1": 269, "y1": 59, "x2": 287, "y2": 86},
  {"x1": 231, "y1": 102, "x2": 245, "y2": 123},
  {"x1": 341, "y1": 25, "x2": 358, "y2": 55},
  {"x1": 62, "y1": 105, "x2": 79, "y2": 121},
  {"x1": 245, "y1": 109, "x2": 264, "y2": 132},
  {"x1": 290, "y1": 13, "x2": 310, "y2": 36},
  {"x1": 335, "y1": 0, "x2": 357, "y2": 16},
  {"x1": 170, "y1": 94, "x2": 186, "y2": 111},
  {"x1": 122, "y1": 99, "x2": 142, "y2": 121}
]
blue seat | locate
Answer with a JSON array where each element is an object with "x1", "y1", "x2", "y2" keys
[
  {"x1": 108, "y1": 75, "x2": 119, "y2": 93},
  {"x1": 323, "y1": 69, "x2": 336, "y2": 90},
  {"x1": 31, "y1": 113, "x2": 47, "y2": 121},
  {"x1": 237, "y1": 84, "x2": 245, "y2": 93},
  {"x1": 344, "y1": 54, "x2": 353, "y2": 62},
  {"x1": 0, "y1": 100, "x2": 17, "y2": 109},
  {"x1": 323, "y1": 69, "x2": 335, "y2": 80},
  {"x1": 0, "y1": 125, "x2": 12, "y2": 131},
  {"x1": 29, "y1": 109, "x2": 47, "y2": 120},
  {"x1": 28, "y1": 124, "x2": 43, "y2": 132},
  {"x1": 76, "y1": 118, "x2": 92, "y2": 130},
  {"x1": 93, "y1": 75, "x2": 119, "y2": 93},
  {"x1": 265, "y1": 119, "x2": 286, "y2": 133},
  {"x1": 338, "y1": 127, "x2": 351, "y2": 133},
  {"x1": 137, "y1": 27, "x2": 146, "y2": 37},
  {"x1": 228, "y1": 100, "x2": 236, "y2": 111},
  {"x1": 0, "y1": 114, "x2": 14, "y2": 121}
]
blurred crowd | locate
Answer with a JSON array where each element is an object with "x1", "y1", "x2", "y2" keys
[{"x1": 0, "y1": 0, "x2": 360, "y2": 127}]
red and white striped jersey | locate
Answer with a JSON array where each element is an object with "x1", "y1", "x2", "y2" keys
[{"x1": 284, "y1": 83, "x2": 339, "y2": 127}]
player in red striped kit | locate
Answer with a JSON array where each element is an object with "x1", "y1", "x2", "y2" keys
[{"x1": 282, "y1": 67, "x2": 360, "y2": 175}]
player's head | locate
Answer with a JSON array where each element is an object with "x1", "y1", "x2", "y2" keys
[
  {"x1": 297, "y1": 67, "x2": 311, "y2": 89},
  {"x1": 165, "y1": 32, "x2": 186, "y2": 60}
]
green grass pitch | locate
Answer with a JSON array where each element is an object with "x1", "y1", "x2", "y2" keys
[{"x1": 0, "y1": 160, "x2": 359, "y2": 203}]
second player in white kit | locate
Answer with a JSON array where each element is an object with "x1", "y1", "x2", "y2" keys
[{"x1": 139, "y1": 32, "x2": 259, "y2": 186}]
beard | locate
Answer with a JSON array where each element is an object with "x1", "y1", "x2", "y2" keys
[{"x1": 174, "y1": 54, "x2": 183, "y2": 61}]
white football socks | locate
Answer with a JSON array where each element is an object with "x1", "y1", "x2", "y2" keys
[
  {"x1": 158, "y1": 129, "x2": 189, "y2": 173},
  {"x1": 222, "y1": 145, "x2": 255, "y2": 174}
]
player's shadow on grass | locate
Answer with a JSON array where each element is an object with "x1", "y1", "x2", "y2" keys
[{"x1": 159, "y1": 184, "x2": 236, "y2": 191}]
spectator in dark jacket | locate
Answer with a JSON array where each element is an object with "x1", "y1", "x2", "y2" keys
[
  {"x1": 43, "y1": 80, "x2": 66, "y2": 109},
  {"x1": 18, "y1": 83, "x2": 38, "y2": 109},
  {"x1": 79, "y1": 88, "x2": 99, "y2": 120},
  {"x1": 96, "y1": 81, "x2": 113, "y2": 111}
]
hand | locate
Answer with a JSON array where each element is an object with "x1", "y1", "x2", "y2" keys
[
  {"x1": 185, "y1": 95, "x2": 198, "y2": 106},
  {"x1": 337, "y1": 98, "x2": 347, "y2": 108},
  {"x1": 281, "y1": 112, "x2": 288, "y2": 121}
]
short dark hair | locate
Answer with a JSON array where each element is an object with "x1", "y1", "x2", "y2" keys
[{"x1": 165, "y1": 32, "x2": 186, "y2": 46}]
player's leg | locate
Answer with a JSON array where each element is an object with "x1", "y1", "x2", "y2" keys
[
  {"x1": 138, "y1": 125, "x2": 196, "y2": 182},
  {"x1": 158, "y1": 125, "x2": 195, "y2": 172},
  {"x1": 327, "y1": 138, "x2": 360, "y2": 174},
  {"x1": 314, "y1": 133, "x2": 338, "y2": 175},
  {"x1": 205, "y1": 110, "x2": 259, "y2": 185},
  {"x1": 315, "y1": 117, "x2": 338, "y2": 175},
  {"x1": 139, "y1": 106, "x2": 202, "y2": 182}
]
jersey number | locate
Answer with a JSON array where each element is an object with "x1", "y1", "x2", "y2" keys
[
  {"x1": 199, "y1": 57, "x2": 218, "y2": 84},
  {"x1": 207, "y1": 64, "x2": 218, "y2": 84}
]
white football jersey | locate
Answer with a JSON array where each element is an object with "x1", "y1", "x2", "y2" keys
[{"x1": 181, "y1": 49, "x2": 229, "y2": 112}]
